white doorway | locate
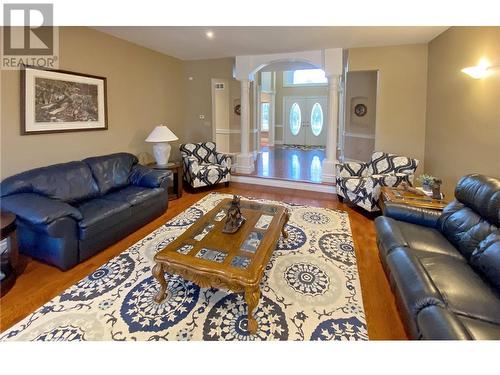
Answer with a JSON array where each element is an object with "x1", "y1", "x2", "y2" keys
[{"x1": 283, "y1": 96, "x2": 327, "y2": 146}]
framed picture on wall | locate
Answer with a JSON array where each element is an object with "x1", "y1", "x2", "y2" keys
[{"x1": 21, "y1": 66, "x2": 108, "y2": 135}]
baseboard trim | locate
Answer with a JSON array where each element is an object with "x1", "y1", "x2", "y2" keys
[{"x1": 231, "y1": 175, "x2": 336, "y2": 193}]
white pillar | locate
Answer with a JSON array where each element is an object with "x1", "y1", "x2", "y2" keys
[
  {"x1": 269, "y1": 91, "x2": 276, "y2": 146},
  {"x1": 321, "y1": 74, "x2": 341, "y2": 183},
  {"x1": 236, "y1": 78, "x2": 255, "y2": 174}
]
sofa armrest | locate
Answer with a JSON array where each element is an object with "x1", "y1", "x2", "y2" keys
[
  {"x1": 382, "y1": 202, "x2": 441, "y2": 228},
  {"x1": 0, "y1": 193, "x2": 82, "y2": 225},
  {"x1": 184, "y1": 156, "x2": 200, "y2": 176},
  {"x1": 367, "y1": 173, "x2": 412, "y2": 188},
  {"x1": 215, "y1": 152, "x2": 231, "y2": 168},
  {"x1": 417, "y1": 305, "x2": 472, "y2": 340},
  {"x1": 335, "y1": 161, "x2": 369, "y2": 178},
  {"x1": 130, "y1": 165, "x2": 172, "y2": 189}
]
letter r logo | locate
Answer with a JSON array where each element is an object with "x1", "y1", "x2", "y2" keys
[{"x1": 3, "y1": 3, "x2": 54, "y2": 56}]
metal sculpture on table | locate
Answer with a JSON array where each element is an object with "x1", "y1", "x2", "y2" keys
[{"x1": 223, "y1": 195, "x2": 246, "y2": 234}]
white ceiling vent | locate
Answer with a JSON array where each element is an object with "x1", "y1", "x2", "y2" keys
[{"x1": 214, "y1": 82, "x2": 225, "y2": 90}]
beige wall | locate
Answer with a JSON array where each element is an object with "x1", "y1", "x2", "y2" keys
[
  {"x1": 1, "y1": 27, "x2": 185, "y2": 178},
  {"x1": 183, "y1": 58, "x2": 239, "y2": 150},
  {"x1": 348, "y1": 44, "x2": 428, "y2": 175},
  {"x1": 426, "y1": 27, "x2": 500, "y2": 197}
]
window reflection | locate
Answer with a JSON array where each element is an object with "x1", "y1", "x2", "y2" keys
[
  {"x1": 262, "y1": 151, "x2": 269, "y2": 177},
  {"x1": 311, "y1": 155, "x2": 322, "y2": 182},
  {"x1": 289, "y1": 103, "x2": 301, "y2": 136},
  {"x1": 310, "y1": 103, "x2": 323, "y2": 136},
  {"x1": 291, "y1": 153, "x2": 300, "y2": 180}
]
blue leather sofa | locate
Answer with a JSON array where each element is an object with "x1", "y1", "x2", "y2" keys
[
  {"x1": 376, "y1": 174, "x2": 500, "y2": 339},
  {"x1": 0, "y1": 153, "x2": 172, "y2": 270}
]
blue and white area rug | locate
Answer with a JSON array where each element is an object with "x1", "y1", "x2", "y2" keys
[{"x1": 1, "y1": 193, "x2": 367, "y2": 341}]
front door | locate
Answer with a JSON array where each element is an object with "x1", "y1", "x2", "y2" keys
[{"x1": 284, "y1": 96, "x2": 327, "y2": 146}]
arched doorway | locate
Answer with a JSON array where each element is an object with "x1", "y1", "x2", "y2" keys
[
  {"x1": 251, "y1": 63, "x2": 329, "y2": 183},
  {"x1": 233, "y1": 49, "x2": 343, "y2": 186}
]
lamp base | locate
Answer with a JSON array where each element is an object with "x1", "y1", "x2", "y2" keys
[{"x1": 153, "y1": 143, "x2": 171, "y2": 166}]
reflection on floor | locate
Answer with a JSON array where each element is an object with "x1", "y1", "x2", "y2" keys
[{"x1": 237, "y1": 145, "x2": 326, "y2": 184}]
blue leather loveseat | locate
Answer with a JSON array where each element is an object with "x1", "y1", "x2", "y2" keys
[{"x1": 0, "y1": 153, "x2": 172, "y2": 270}]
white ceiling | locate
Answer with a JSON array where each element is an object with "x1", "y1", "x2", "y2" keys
[{"x1": 93, "y1": 26, "x2": 448, "y2": 61}]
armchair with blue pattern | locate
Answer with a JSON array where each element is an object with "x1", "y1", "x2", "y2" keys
[
  {"x1": 180, "y1": 142, "x2": 231, "y2": 189},
  {"x1": 336, "y1": 151, "x2": 419, "y2": 212}
]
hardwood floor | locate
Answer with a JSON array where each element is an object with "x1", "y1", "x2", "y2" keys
[
  {"x1": 234, "y1": 145, "x2": 326, "y2": 184},
  {"x1": 0, "y1": 182, "x2": 408, "y2": 339}
]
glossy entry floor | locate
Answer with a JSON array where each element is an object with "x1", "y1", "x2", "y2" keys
[{"x1": 236, "y1": 145, "x2": 327, "y2": 184}]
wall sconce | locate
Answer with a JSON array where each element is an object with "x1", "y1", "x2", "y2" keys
[{"x1": 461, "y1": 58, "x2": 496, "y2": 79}]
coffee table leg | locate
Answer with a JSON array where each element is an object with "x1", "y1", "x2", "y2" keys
[
  {"x1": 152, "y1": 262, "x2": 167, "y2": 303},
  {"x1": 245, "y1": 287, "x2": 261, "y2": 334},
  {"x1": 282, "y1": 209, "x2": 291, "y2": 239}
]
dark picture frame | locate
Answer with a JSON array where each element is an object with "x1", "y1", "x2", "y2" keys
[{"x1": 21, "y1": 65, "x2": 108, "y2": 135}]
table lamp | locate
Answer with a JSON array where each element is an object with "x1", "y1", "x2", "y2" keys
[{"x1": 145, "y1": 124, "x2": 179, "y2": 166}]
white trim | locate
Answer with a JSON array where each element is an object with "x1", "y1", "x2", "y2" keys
[
  {"x1": 215, "y1": 128, "x2": 241, "y2": 134},
  {"x1": 275, "y1": 124, "x2": 284, "y2": 128},
  {"x1": 235, "y1": 153, "x2": 255, "y2": 174},
  {"x1": 274, "y1": 140, "x2": 284, "y2": 145},
  {"x1": 344, "y1": 132, "x2": 375, "y2": 139},
  {"x1": 321, "y1": 159, "x2": 338, "y2": 183},
  {"x1": 232, "y1": 175, "x2": 336, "y2": 194}
]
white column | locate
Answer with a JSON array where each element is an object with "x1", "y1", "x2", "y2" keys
[
  {"x1": 269, "y1": 91, "x2": 276, "y2": 146},
  {"x1": 236, "y1": 78, "x2": 255, "y2": 174},
  {"x1": 321, "y1": 74, "x2": 341, "y2": 183}
]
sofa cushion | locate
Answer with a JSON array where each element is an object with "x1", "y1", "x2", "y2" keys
[
  {"x1": 454, "y1": 174, "x2": 500, "y2": 227},
  {"x1": 456, "y1": 315, "x2": 500, "y2": 340},
  {"x1": 369, "y1": 151, "x2": 418, "y2": 175},
  {"x1": 419, "y1": 255, "x2": 500, "y2": 325},
  {"x1": 375, "y1": 216, "x2": 463, "y2": 261},
  {"x1": 470, "y1": 231, "x2": 500, "y2": 292},
  {"x1": 0, "y1": 161, "x2": 99, "y2": 203},
  {"x1": 180, "y1": 142, "x2": 217, "y2": 164},
  {"x1": 438, "y1": 200, "x2": 496, "y2": 260},
  {"x1": 102, "y1": 185, "x2": 164, "y2": 206},
  {"x1": 83, "y1": 153, "x2": 138, "y2": 195},
  {"x1": 397, "y1": 221, "x2": 464, "y2": 260},
  {"x1": 386, "y1": 248, "x2": 445, "y2": 318},
  {"x1": 75, "y1": 198, "x2": 131, "y2": 240}
]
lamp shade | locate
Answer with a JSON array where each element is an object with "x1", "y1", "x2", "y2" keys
[{"x1": 145, "y1": 125, "x2": 179, "y2": 143}]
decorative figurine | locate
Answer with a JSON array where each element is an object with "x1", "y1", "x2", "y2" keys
[
  {"x1": 223, "y1": 195, "x2": 246, "y2": 234},
  {"x1": 432, "y1": 179, "x2": 443, "y2": 200}
]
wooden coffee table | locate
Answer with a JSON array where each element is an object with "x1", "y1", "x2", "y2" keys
[
  {"x1": 153, "y1": 198, "x2": 290, "y2": 334},
  {"x1": 379, "y1": 186, "x2": 448, "y2": 211}
]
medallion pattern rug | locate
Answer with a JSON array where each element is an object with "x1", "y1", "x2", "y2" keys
[{"x1": 1, "y1": 193, "x2": 367, "y2": 341}]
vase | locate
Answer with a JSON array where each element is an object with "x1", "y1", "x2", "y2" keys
[{"x1": 422, "y1": 183, "x2": 432, "y2": 192}]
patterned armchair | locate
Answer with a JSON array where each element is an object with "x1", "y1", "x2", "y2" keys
[
  {"x1": 336, "y1": 151, "x2": 419, "y2": 212},
  {"x1": 180, "y1": 142, "x2": 231, "y2": 189}
]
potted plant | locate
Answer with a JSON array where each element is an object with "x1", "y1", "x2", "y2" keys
[{"x1": 418, "y1": 174, "x2": 435, "y2": 192}]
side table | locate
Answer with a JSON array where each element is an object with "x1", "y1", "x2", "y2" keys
[
  {"x1": 149, "y1": 161, "x2": 183, "y2": 200},
  {"x1": 379, "y1": 186, "x2": 448, "y2": 212},
  {"x1": 1, "y1": 212, "x2": 19, "y2": 296}
]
